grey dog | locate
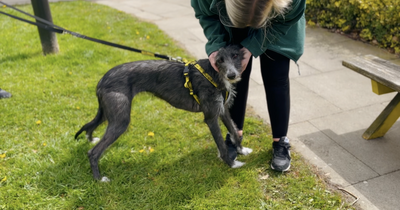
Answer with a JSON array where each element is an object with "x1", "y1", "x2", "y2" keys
[{"x1": 75, "y1": 45, "x2": 253, "y2": 181}]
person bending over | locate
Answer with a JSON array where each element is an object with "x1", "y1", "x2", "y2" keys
[{"x1": 191, "y1": 0, "x2": 306, "y2": 171}]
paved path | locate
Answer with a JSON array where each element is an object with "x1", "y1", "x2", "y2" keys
[{"x1": 4, "y1": 0, "x2": 400, "y2": 209}]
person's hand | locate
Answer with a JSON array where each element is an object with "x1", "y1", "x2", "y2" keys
[
  {"x1": 209, "y1": 51, "x2": 219, "y2": 72},
  {"x1": 240, "y1": 47, "x2": 252, "y2": 72}
]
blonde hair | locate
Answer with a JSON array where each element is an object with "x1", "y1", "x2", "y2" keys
[{"x1": 224, "y1": 0, "x2": 292, "y2": 28}]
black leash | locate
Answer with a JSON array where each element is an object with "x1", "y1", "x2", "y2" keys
[{"x1": 0, "y1": 1, "x2": 183, "y2": 62}]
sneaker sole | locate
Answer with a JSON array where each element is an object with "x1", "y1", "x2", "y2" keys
[{"x1": 270, "y1": 162, "x2": 291, "y2": 172}]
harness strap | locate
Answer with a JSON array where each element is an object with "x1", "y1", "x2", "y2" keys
[
  {"x1": 186, "y1": 61, "x2": 218, "y2": 87},
  {"x1": 184, "y1": 61, "x2": 230, "y2": 105},
  {"x1": 183, "y1": 63, "x2": 200, "y2": 104}
]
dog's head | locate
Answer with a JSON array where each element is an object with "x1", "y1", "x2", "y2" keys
[{"x1": 215, "y1": 45, "x2": 243, "y2": 84}]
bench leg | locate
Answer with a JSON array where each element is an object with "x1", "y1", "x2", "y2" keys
[{"x1": 363, "y1": 92, "x2": 400, "y2": 140}]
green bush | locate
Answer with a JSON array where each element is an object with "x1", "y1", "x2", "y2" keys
[{"x1": 306, "y1": 0, "x2": 400, "y2": 54}]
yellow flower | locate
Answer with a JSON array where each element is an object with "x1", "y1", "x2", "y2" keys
[
  {"x1": 146, "y1": 35, "x2": 150, "y2": 39},
  {"x1": 43, "y1": 143, "x2": 47, "y2": 146},
  {"x1": 36, "y1": 120, "x2": 42, "y2": 125},
  {"x1": 76, "y1": 106, "x2": 80, "y2": 110},
  {"x1": 0, "y1": 153, "x2": 5, "y2": 158},
  {"x1": 139, "y1": 149, "x2": 145, "y2": 153},
  {"x1": 149, "y1": 148, "x2": 154, "y2": 153},
  {"x1": 136, "y1": 31, "x2": 139, "y2": 35},
  {"x1": 1, "y1": 176, "x2": 6, "y2": 182},
  {"x1": 148, "y1": 132, "x2": 155, "y2": 137},
  {"x1": 2, "y1": 5, "x2": 6, "y2": 8}
]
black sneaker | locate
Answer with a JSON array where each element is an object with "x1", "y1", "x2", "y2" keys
[
  {"x1": 0, "y1": 89, "x2": 11, "y2": 99},
  {"x1": 225, "y1": 133, "x2": 240, "y2": 161},
  {"x1": 271, "y1": 137, "x2": 291, "y2": 172}
]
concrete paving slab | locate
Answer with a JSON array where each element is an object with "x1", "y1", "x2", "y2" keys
[
  {"x1": 185, "y1": 43, "x2": 208, "y2": 60},
  {"x1": 187, "y1": 27, "x2": 208, "y2": 44},
  {"x1": 289, "y1": 122, "x2": 381, "y2": 210},
  {"x1": 301, "y1": 44, "x2": 353, "y2": 72},
  {"x1": 305, "y1": 27, "x2": 395, "y2": 61},
  {"x1": 288, "y1": 121, "x2": 379, "y2": 184},
  {"x1": 354, "y1": 170, "x2": 400, "y2": 210},
  {"x1": 96, "y1": 2, "x2": 143, "y2": 16},
  {"x1": 166, "y1": 30, "x2": 204, "y2": 48},
  {"x1": 250, "y1": 57, "x2": 321, "y2": 86},
  {"x1": 248, "y1": 79, "x2": 269, "y2": 122},
  {"x1": 154, "y1": 17, "x2": 200, "y2": 31},
  {"x1": 309, "y1": 105, "x2": 400, "y2": 175},
  {"x1": 162, "y1": 0, "x2": 192, "y2": 7},
  {"x1": 249, "y1": 57, "x2": 263, "y2": 85},
  {"x1": 305, "y1": 27, "x2": 353, "y2": 45},
  {"x1": 290, "y1": 60, "x2": 322, "y2": 78},
  {"x1": 295, "y1": 68, "x2": 397, "y2": 110},
  {"x1": 290, "y1": 79, "x2": 342, "y2": 123}
]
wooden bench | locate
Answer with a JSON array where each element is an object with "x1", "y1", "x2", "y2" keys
[{"x1": 342, "y1": 55, "x2": 400, "y2": 140}]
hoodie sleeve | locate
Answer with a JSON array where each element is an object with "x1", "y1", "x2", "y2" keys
[
  {"x1": 241, "y1": 0, "x2": 306, "y2": 57},
  {"x1": 191, "y1": 0, "x2": 228, "y2": 56}
]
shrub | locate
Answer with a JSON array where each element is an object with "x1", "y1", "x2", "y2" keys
[{"x1": 306, "y1": 0, "x2": 400, "y2": 54}]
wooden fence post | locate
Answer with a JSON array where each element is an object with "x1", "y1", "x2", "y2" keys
[{"x1": 30, "y1": 0, "x2": 59, "y2": 55}]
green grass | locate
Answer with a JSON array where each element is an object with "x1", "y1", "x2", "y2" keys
[{"x1": 0, "y1": 1, "x2": 354, "y2": 209}]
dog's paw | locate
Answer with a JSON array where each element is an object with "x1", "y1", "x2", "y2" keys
[
  {"x1": 90, "y1": 137, "x2": 101, "y2": 144},
  {"x1": 231, "y1": 160, "x2": 245, "y2": 168},
  {"x1": 239, "y1": 147, "x2": 253, "y2": 156},
  {"x1": 100, "y1": 176, "x2": 110, "y2": 182}
]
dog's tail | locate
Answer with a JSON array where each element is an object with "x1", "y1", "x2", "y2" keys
[{"x1": 74, "y1": 106, "x2": 104, "y2": 140}]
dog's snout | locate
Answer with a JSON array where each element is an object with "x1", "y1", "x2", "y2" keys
[{"x1": 227, "y1": 72, "x2": 237, "y2": 80}]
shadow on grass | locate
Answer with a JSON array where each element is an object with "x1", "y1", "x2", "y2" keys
[
  {"x1": 36, "y1": 137, "x2": 273, "y2": 209},
  {"x1": 0, "y1": 51, "x2": 42, "y2": 63}
]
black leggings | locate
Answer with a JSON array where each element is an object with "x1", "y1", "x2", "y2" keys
[{"x1": 229, "y1": 50, "x2": 290, "y2": 139}]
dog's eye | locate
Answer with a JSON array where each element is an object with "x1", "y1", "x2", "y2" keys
[
  {"x1": 217, "y1": 57, "x2": 224, "y2": 63},
  {"x1": 232, "y1": 54, "x2": 238, "y2": 59}
]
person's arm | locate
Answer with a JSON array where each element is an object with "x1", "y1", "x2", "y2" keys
[
  {"x1": 191, "y1": 0, "x2": 228, "y2": 56},
  {"x1": 241, "y1": 0, "x2": 306, "y2": 57}
]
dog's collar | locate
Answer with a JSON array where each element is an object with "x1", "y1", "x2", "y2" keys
[{"x1": 184, "y1": 61, "x2": 230, "y2": 105}]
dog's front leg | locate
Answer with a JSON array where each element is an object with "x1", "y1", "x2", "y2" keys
[
  {"x1": 203, "y1": 113, "x2": 245, "y2": 168},
  {"x1": 219, "y1": 109, "x2": 253, "y2": 156}
]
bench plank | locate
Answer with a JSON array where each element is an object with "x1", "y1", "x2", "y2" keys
[
  {"x1": 343, "y1": 55, "x2": 400, "y2": 140},
  {"x1": 342, "y1": 55, "x2": 400, "y2": 92}
]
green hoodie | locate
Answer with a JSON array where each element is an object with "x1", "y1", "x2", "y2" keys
[{"x1": 191, "y1": 0, "x2": 306, "y2": 62}]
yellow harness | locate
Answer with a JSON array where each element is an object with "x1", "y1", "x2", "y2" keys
[{"x1": 183, "y1": 61, "x2": 229, "y2": 105}]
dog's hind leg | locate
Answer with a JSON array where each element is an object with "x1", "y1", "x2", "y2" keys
[
  {"x1": 203, "y1": 112, "x2": 245, "y2": 168},
  {"x1": 87, "y1": 92, "x2": 132, "y2": 181},
  {"x1": 219, "y1": 111, "x2": 253, "y2": 156}
]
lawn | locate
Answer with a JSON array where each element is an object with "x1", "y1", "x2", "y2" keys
[{"x1": 0, "y1": 1, "x2": 355, "y2": 209}]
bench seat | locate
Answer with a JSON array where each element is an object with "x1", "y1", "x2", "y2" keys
[{"x1": 342, "y1": 55, "x2": 400, "y2": 140}]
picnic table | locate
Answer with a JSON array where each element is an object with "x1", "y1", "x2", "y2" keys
[{"x1": 342, "y1": 55, "x2": 400, "y2": 140}]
